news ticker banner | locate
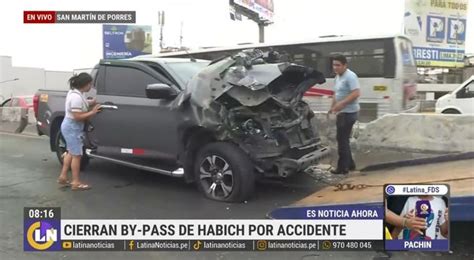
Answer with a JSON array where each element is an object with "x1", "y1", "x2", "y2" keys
[
  {"x1": 23, "y1": 11, "x2": 136, "y2": 24},
  {"x1": 384, "y1": 184, "x2": 450, "y2": 252},
  {"x1": 24, "y1": 184, "x2": 450, "y2": 252},
  {"x1": 24, "y1": 206, "x2": 384, "y2": 252}
]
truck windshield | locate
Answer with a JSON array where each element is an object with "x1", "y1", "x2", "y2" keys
[{"x1": 166, "y1": 61, "x2": 209, "y2": 85}]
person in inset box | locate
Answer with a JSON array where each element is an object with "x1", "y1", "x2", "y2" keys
[
  {"x1": 385, "y1": 198, "x2": 426, "y2": 240},
  {"x1": 328, "y1": 55, "x2": 360, "y2": 175},
  {"x1": 392, "y1": 195, "x2": 449, "y2": 240}
]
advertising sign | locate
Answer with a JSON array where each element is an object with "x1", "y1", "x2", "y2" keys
[
  {"x1": 404, "y1": 0, "x2": 468, "y2": 67},
  {"x1": 103, "y1": 25, "x2": 152, "y2": 59},
  {"x1": 233, "y1": 0, "x2": 274, "y2": 22}
]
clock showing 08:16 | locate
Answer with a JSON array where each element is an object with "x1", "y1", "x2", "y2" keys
[{"x1": 27, "y1": 208, "x2": 57, "y2": 219}]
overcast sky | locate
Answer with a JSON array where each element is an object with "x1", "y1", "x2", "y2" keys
[{"x1": 0, "y1": 0, "x2": 473, "y2": 71}]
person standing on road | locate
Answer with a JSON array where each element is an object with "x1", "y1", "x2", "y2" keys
[
  {"x1": 57, "y1": 73, "x2": 101, "y2": 191},
  {"x1": 329, "y1": 55, "x2": 360, "y2": 175}
]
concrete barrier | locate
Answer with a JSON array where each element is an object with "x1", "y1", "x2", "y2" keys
[
  {"x1": 313, "y1": 112, "x2": 363, "y2": 145},
  {"x1": 28, "y1": 109, "x2": 36, "y2": 124},
  {"x1": 356, "y1": 113, "x2": 474, "y2": 153},
  {"x1": 0, "y1": 107, "x2": 34, "y2": 134},
  {"x1": 313, "y1": 112, "x2": 474, "y2": 154},
  {"x1": 0, "y1": 107, "x2": 23, "y2": 122},
  {"x1": 313, "y1": 112, "x2": 363, "y2": 165},
  {"x1": 312, "y1": 112, "x2": 336, "y2": 145}
]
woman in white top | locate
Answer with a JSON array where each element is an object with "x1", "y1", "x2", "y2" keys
[{"x1": 57, "y1": 73, "x2": 101, "y2": 191}]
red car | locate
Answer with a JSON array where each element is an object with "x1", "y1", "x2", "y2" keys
[{"x1": 0, "y1": 96, "x2": 34, "y2": 109}]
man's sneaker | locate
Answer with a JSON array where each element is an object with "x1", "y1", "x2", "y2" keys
[{"x1": 330, "y1": 168, "x2": 349, "y2": 175}]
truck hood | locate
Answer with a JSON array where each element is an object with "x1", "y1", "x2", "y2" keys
[{"x1": 436, "y1": 93, "x2": 451, "y2": 106}]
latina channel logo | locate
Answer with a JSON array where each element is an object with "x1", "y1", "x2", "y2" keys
[
  {"x1": 24, "y1": 220, "x2": 61, "y2": 251},
  {"x1": 385, "y1": 185, "x2": 395, "y2": 195}
]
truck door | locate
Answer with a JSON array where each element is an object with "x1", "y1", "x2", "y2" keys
[{"x1": 88, "y1": 60, "x2": 180, "y2": 162}]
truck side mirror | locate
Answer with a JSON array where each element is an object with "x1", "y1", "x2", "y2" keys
[{"x1": 146, "y1": 83, "x2": 178, "y2": 100}]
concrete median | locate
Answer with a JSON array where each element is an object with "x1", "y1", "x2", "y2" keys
[
  {"x1": 313, "y1": 112, "x2": 474, "y2": 154},
  {"x1": 356, "y1": 113, "x2": 474, "y2": 153},
  {"x1": 0, "y1": 107, "x2": 35, "y2": 134},
  {"x1": 312, "y1": 112, "x2": 367, "y2": 145},
  {"x1": 312, "y1": 112, "x2": 474, "y2": 170},
  {"x1": 312, "y1": 112, "x2": 362, "y2": 164}
]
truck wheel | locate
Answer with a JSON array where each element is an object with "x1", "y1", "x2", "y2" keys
[
  {"x1": 194, "y1": 142, "x2": 255, "y2": 202},
  {"x1": 54, "y1": 130, "x2": 89, "y2": 170},
  {"x1": 442, "y1": 109, "x2": 461, "y2": 114}
]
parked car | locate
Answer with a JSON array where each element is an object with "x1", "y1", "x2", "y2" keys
[
  {"x1": 34, "y1": 50, "x2": 330, "y2": 202},
  {"x1": 0, "y1": 95, "x2": 34, "y2": 109},
  {"x1": 436, "y1": 76, "x2": 474, "y2": 114}
]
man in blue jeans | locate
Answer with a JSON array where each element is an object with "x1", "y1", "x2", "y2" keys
[{"x1": 329, "y1": 55, "x2": 360, "y2": 175}]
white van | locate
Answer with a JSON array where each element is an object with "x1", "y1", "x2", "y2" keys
[{"x1": 436, "y1": 76, "x2": 474, "y2": 114}]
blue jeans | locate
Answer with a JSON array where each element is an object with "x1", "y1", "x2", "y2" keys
[
  {"x1": 336, "y1": 112, "x2": 358, "y2": 171},
  {"x1": 61, "y1": 118, "x2": 85, "y2": 156}
]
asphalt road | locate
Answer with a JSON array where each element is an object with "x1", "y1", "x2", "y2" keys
[{"x1": 1, "y1": 132, "x2": 472, "y2": 260}]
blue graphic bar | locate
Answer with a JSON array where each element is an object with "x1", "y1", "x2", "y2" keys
[
  {"x1": 270, "y1": 204, "x2": 383, "y2": 220},
  {"x1": 385, "y1": 240, "x2": 449, "y2": 251}
]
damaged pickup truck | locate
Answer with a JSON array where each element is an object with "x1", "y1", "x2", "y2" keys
[{"x1": 35, "y1": 49, "x2": 330, "y2": 202}]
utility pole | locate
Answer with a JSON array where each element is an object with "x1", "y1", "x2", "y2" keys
[
  {"x1": 158, "y1": 11, "x2": 165, "y2": 51},
  {"x1": 179, "y1": 21, "x2": 183, "y2": 48},
  {"x1": 454, "y1": 12, "x2": 460, "y2": 69},
  {"x1": 258, "y1": 22, "x2": 265, "y2": 43},
  {"x1": 0, "y1": 78, "x2": 19, "y2": 84},
  {"x1": 0, "y1": 78, "x2": 19, "y2": 102}
]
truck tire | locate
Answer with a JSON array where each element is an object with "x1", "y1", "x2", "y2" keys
[
  {"x1": 54, "y1": 130, "x2": 89, "y2": 170},
  {"x1": 194, "y1": 142, "x2": 255, "y2": 202},
  {"x1": 442, "y1": 109, "x2": 461, "y2": 114}
]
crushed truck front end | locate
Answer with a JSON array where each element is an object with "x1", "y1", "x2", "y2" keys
[{"x1": 180, "y1": 49, "x2": 331, "y2": 178}]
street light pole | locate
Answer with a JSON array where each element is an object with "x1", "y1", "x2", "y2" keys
[
  {"x1": 0, "y1": 78, "x2": 19, "y2": 84},
  {"x1": 258, "y1": 22, "x2": 265, "y2": 43},
  {"x1": 454, "y1": 12, "x2": 460, "y2": 69},
  {"x1": 158, "y1": 11, "x2": 165, "y2": 51},
  {"x1": 0, "y1": 78, "x2": 19, "y2": 102},
  {"x1": 179, "y1": 21, "x2": 183, "y2": 48}
]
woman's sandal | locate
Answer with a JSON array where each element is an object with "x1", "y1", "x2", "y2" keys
[
  {"x1": 57, "y1": 178, "x2": 71, "y2": 187},
  {"x1": 71, "y1": 183, "x2": 92, "y2": 191}
]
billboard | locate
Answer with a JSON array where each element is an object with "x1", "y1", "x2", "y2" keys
[
  {"x1": 103, "y1": 25, "x2": 152, "y2": 59},
  {"x1": 233, "y1": 0, "x2": 274, "y2": 22},
  {"x1": 404, "y1": 0, "x2": 468, "y2": 67}
]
